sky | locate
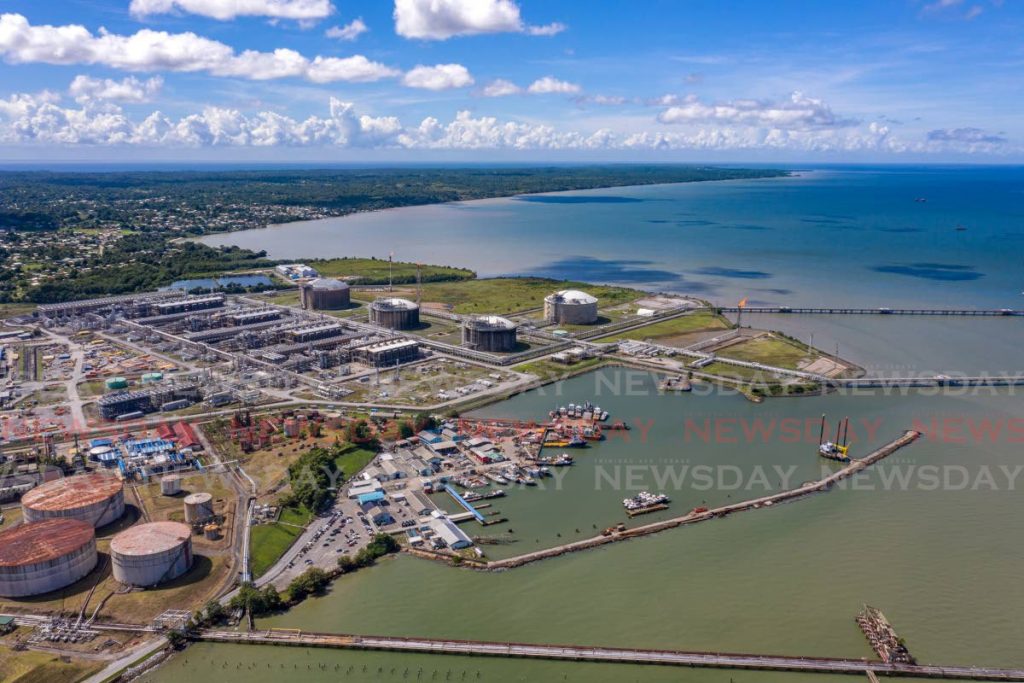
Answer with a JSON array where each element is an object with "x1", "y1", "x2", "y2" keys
[{"x1": 0, "y1": 0, "x2": 1021, "y2": 163}]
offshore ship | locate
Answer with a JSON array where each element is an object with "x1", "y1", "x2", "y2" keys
[{"x1": 818, "y1": 413, "x2": 851, "y2": 462}]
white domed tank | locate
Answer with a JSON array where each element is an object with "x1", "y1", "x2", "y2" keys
[
  {"x1": 183, "y1": 492, "x2": 214, "y2": 524},
  {"x1": 21, "y1": 473, "x2": 125, "y2": 528},
  {"x1": 370, "y1": 297, "x2": 420, "y2": 330},
  {"x1": 544, "y1": 289, "x2": 599, "y2": 325},
  {"x1": 0, "y1": 519, "x2": 98, "y2": 597},
  {"x1": 300, "y1": 278, "x2": 351, "y2": 310},
  {"x1": 111, "y1": 521, "x2": 193, "y2": 587},
  {"x1": 160, "y1": 475, "x2": 182, "y2": 496},
  {"x1": 462, "y1": 315, "x2": 518, "y2": 352}
]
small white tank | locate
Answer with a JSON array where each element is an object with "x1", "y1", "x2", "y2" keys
[
  {"x1": 183, "y1": 492, "x2": 214, "y2": 524},
  {"x1": 160, "y1": 475, "x2": 182, "y2": 496}
]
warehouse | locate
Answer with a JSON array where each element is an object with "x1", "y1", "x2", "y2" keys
[
  {"x1": 110, "y1": 521, "x2": 193, "y2": 587},
  {"x1": 369, "y1": 297, "x2": 420, "y2": 330},
  {"x1": 0, "y1": 519, "x2": 98, "y2": 597},
  {"x1": 462, "y1": 315, "x2": 518, "y2": 352},
  {"x1": 21, "y1": 473, "x2": 125, "y2": 528},
  {"x1": 300, "y1": 278, "x2": 351, "y2": 310},
  {"x1": 544, "y1": 289, "x2": 599, "y2": 325},
  {"x1": 352, "y1": 339, "x2": 421, "y2": 367}
]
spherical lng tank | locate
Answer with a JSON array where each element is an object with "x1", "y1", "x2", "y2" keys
[
  {"x1": 300, "y1": 278, "x2": 351, "y2": 310},
  {"x1": 183, "y1": 492, "x2": 214, "y2": 524},
  {"x1": 369, "y1": 297, "x2": 420, "y2": 330},
  {"x1": 0, "y1": 519, "x2": 97, "y2": 597},
  {"x1": 544, "y1": 289, "x2": 599, "y2": 325},
  {"x1": 462, "y1": 315, "x2": 518, "y2": 352},
  {"x1": 110, "y1": 521, "x2": 193, "y2": 587},
  {"x1": 21, "y1": 473, "x2": 125, "y2": 528},
  {"x1": 160, "y1": 474, "x2": 182, "y2": 496}
]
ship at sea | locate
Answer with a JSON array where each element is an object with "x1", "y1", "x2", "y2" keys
[{"x1": 623, "y1": 491, "x2": 670, "y2": 512}]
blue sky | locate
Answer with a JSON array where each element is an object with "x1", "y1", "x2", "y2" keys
[{"x1": 0, "y1": 0, "x2": 1020, "y2": 162}]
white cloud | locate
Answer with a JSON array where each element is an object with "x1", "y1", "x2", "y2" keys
[
  {"x1": 69, "y1": 75, "x2": 163, "y2": 104},
  {"x1": 128, "y1": 0, "x2": 334, "y2": 21},
  {"x1": 481, "y1": 79, "x2": 521, "y2": 97},
  {"x1": 527, "y1": 76, "x2": 581, "y2": 95},
  {"x1": 657, "y1": 92, "x2": 855, "y2": 130},
  {"x1": 393, "y1": 0, "x2": 564, "y2": 40},
  {"x1": 325, "y1": 18, "x2": 368, "y2": 41},
  {"x1": 0, "y1": 13, "x2": 397, "y2": 83},
  {"x1": 401, "y1": 63, "x2": 474, "y2": 90}
]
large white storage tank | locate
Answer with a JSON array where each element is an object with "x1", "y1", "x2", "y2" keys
[
  {"x1": 21, "y1": 473, "x2": 125, "y2": 528},
  {"x1": 110, "y1": 521, "x2": 193, "y2": 587},
  {"x1": 183, "y1": 492, "x2": 214, "y2": 524},
  {"x1": 544, "y1": 289, "x2": 599, "y2": 325},
  {"x1": 0, "y1": 519, "x2": 98, "y2": 597}
]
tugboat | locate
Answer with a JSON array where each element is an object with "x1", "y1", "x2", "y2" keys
[
  {"x1": 818, "y1": 414, "x2": 851, "y2": 462},
  {"x1": 623, "y1": 491, "x2": 670, "y2": 512}
]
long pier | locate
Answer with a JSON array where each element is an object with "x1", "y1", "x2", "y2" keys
[
  {"x1": 485, "y1": 430, "x2": 921, "y2": 570},
  {"x1": 195, "y1": 629, "x2": 1024, "y2": 680},
  {"x1": 721, "y1": 306, "x2": 1023, "y2": 316}
]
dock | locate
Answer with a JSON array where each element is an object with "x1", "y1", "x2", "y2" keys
[
  {"x1": 720, "y1": 306, "x2": 1023, "y2": 316},
  {"x1": 196, "y1": 628, "x2": 1024, "y2": 680},
  {"x1": 443, "y1": 485, "x2": 485, "y2": 523},
  {"x1": 486, "y1": 429, "x2": 921, "y2": 570}
]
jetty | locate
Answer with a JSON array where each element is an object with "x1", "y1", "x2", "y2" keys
[
  {"x1": 485, "y1": 429, "x2": 921, "y2": 570},
  {"x1": 195, "y1": 628, "x2": 1024, "y2": 680},
  {"x1": 720, "y1": 306, "x2": 1023, "y2": 316}
]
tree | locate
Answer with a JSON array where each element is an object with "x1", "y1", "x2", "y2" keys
[
  {"x1": 166, "y1": 629, "x2": 188, "y2": 649},
  {"x1": 287, "y1": 567, "x2": 330, "y2": 602},
  {"x1": 398, "y1": 422, "x2": 415, "y2": 439},
  {"x1": 202, "y1": 600, "x2": 227, "y2": 625}
]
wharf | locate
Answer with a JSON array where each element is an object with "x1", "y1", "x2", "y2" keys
[
  {"x1": 486, "y1": 429, "x2": 921, "y2": 570},
  {"x1": 626, "y1": 503, "x2": 669, "y2": 517},
  {"x1": 196, "y1": 629, "x2": 1024, "y2": 680},
  {"x1": 720, "y1": 306, "x2": 1023, "y2": 316}
]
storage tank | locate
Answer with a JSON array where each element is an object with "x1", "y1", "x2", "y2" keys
[
  {"x1": 462, "y1": 315, "x2": 518, "y2": 352},
  {"x1": 105, "y1": 377, "x2": 128, "y2": 390},
  {"x1": 369, "y1": 297, "x2": 420, "y2": 330},
  {"x1": 544, "y1": 289, "x2": 599, "y2": 325},
  {"x1": 160, "y1": 474, "x2": 182, "y2": 496},
  {"x1": 183, "y1": 492, "x2": 214, "y2": 524},
  {"x1": 0, "y1": 519, "x2": 97, "y2": 597},
  {"x1": 110, "y1": 521, "x2": 193, "y2": 587},
  {"x1": 22, "y1": 473, "x2": 125, "y2": 528},
  {"x1": 300, "y1": 278, "x2": 351, "y2": 310}
]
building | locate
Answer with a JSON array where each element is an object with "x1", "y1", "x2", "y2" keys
[
  {"x1": 285, "y1": 321, "x2": 345, "y2": 344},
  {"x1": 462, "y1": 315, "x2": 518, "y2": 352},
  {"x1": 275, "y1": 263, "x2": 318, "y2": 280},
  {"x1": 21, "y1": 473, "x2": 125, "y2": 528},
  {"x1": 544, "y1": 289, "x2": 599, "y2": 325},
  {"x1": 300, "y1": 278, "x2": 351, "y2": 310},
  {"x1": 369, "y1": 297, "x2": 420, "y2": 330},
  {"x1": 352, "y1": 339, "x2": 421, "y2": 367},
  {"x1": 0, "y1": 519, "x2": 98, "y2": 597},
  {"x1": 154, "y1": 295, "x2": 225, "y2": 316},
  {"x1": 430, "y1": 517, "x2": 473, "y2": 550},
  {"x1": 110, "y1": 521, "x2": 193, "y2": 587}
]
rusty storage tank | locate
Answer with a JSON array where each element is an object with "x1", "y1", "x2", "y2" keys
[
  {"x1": 160, "y1": 474, "x2": 182, "y2": 496},
  {"x1": 21, "y1": 473, "x2": 125, "y2": 528},
  {"x1": 369, "y1": 297, "x2": 420, "y2": 330},
  {"x1": 0, "y1": 519, "x2": 97, "y2": 597},
  {"x1": 110, "y1": 521, "x2": 193, "y2": 587},
  {"x1": 299, "y1": 278, "x2": 351, "y2": 310},
  {"x1": 183, "y1": 492, "x2": 214, "y2": 524}
]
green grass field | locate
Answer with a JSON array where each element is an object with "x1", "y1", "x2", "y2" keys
[
  {"x1": 594, "y1": 310, "x2": 730, "y2": 342},
  {"x1": 250, "y1": 504, "x2": 312, "y2": 578},
  {"x1": 413, "y1": 277, "x2": 638, "y2": 315},
  {"x1": 0, "y1": 646, "x2": 101, "y2": 683},
  {"x1": 334, "y1": 445, "x2": 377, "y2": 479},
  {"x1": 718, "y1": 335, "x2": 814, "y2": 369},
  {"x1": 309, "y1": 257, "x2": 474, "y2": 284}
]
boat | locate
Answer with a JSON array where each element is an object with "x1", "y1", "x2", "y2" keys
[
  {"x1": 566, "y1": 434, "x2": 588, "y2": 448},
  {"x1": 582, "y1": 425, "x2": 604, "y2": 441},
  {"x1": 817, "y1": 414, "x2": 852, "y2": 462},
  {"x1": 623, "y1": 491, "x2": 670, "y2": 511}
]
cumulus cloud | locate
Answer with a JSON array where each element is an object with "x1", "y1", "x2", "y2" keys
[
  {"x1": 128, "y1": 0, "x2": 334, "y2": 21},
  {"x1": 0, "y1": 13, "x2": 397, "y2": 83},
  {"x1": 0, "y1": 85, "x2": 943, "y2": 156},
  {"x1": 527, "y1": 76, "x2": 582, "y2": 95},
  {"x1": 393, "y1": 0, "x2": 564, "y2": 40},
  {"x1": 68, "y1": 75, "x2": 163, "y2": 104},
  {"x1": 401, "y1": 63, "x2": 474, "y2": 90},
  {"x1": 657, "y1": 92, "x2": 855, "y2": 130},
  {"x1": 481, "y1": 79, "x2": 521, "y2": 97},
  {"x1": 325, "y1": 18, "x2": 368, "y2": 41}
]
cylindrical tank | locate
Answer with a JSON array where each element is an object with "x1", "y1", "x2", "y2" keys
[
  {"x1": 105, "y1": 377, "x2": 128, "y2": 390},
  {"x1": 22, "y1": 473, "x2": 125, "y2": 528},
  {"x1": 160, "y1": 475, "x2": 182, "y2": 496},
  {"x1": 462, "y1": 315, "x2": 518, "y2": 352},
  {"x1": 0, "y1": 519, "x2": 97, "y2": 597},
  {"x1": 300, "y1": 278, "x2": 351, "y2": 310},
  {"x1": 369, "y1": 297, "x2": 420, "y2": 330},
  {"x1": 110, "y1": 521, "x2": 193, "y2": 587},
  {"x1": 183, "y1": 492, "x2": 214, "y2": 524},
  {"x1": 544, "y1": 289, "x2": 599, "y2": 325},
  {"x1": 203, "y1": 524, "x2": 220, "y2": 540}
]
